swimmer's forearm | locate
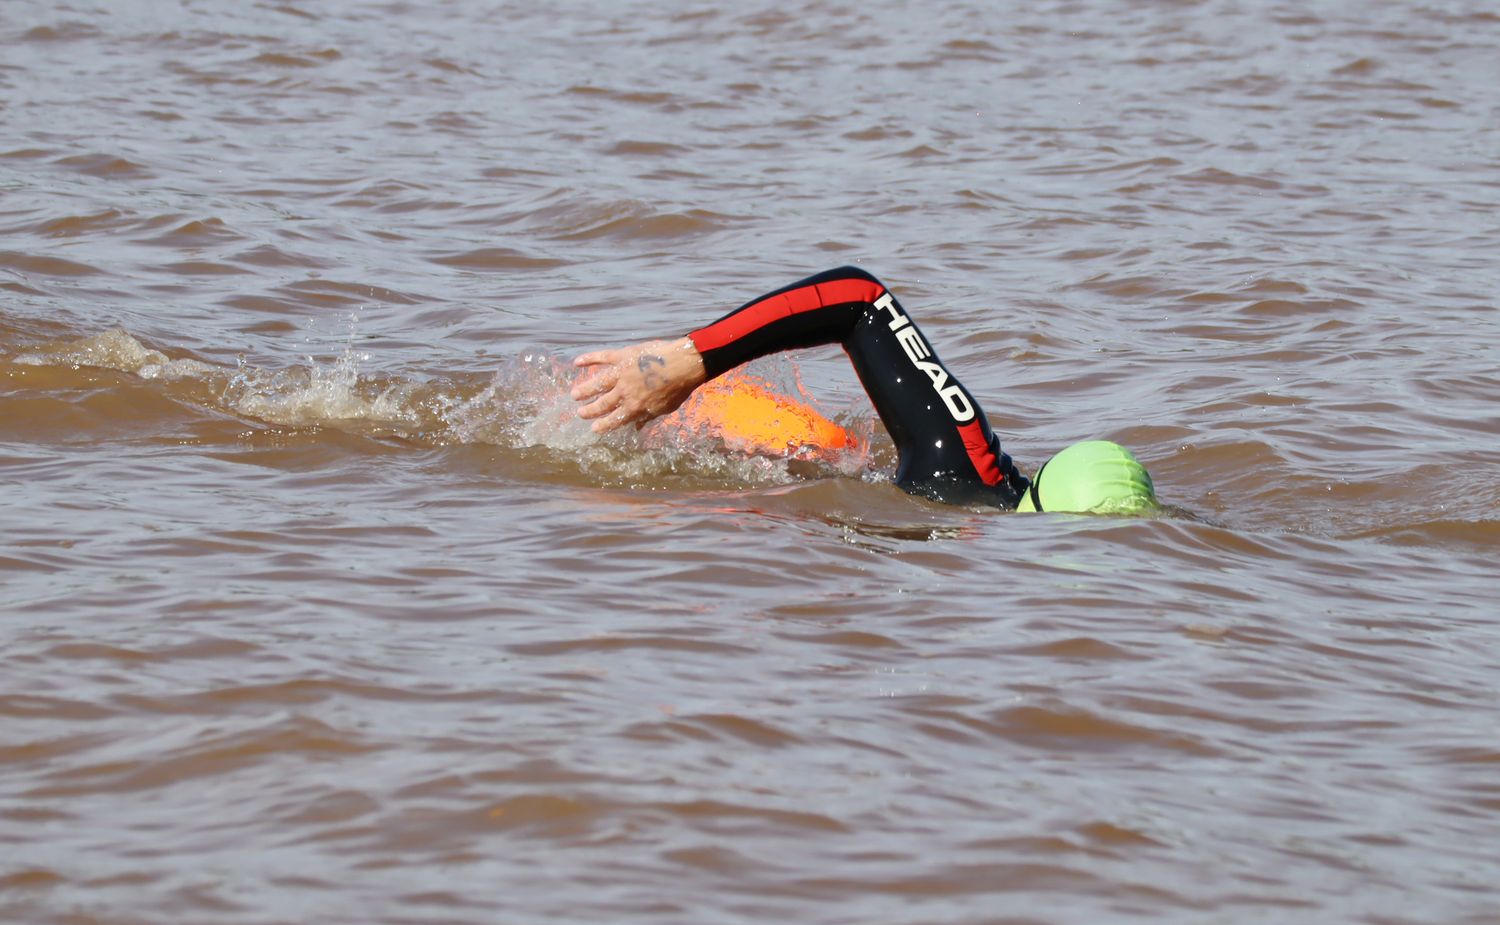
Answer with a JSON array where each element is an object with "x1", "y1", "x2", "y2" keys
[
  {"x1": 571, "y1": 266, "x2": 880, "y2": 433},
  {"x1": 571, "y1": 337, "x2": 707, "y2": 434},
  {"x1": 686, "y1": 266, "x2": 884, "y2": 379}
]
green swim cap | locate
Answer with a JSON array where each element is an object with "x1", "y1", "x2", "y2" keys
[{"x1": 1014, "y1": 440, "x2": 1157, "y2": 514}]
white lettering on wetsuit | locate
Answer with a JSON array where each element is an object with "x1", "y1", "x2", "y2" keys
[{"x1": 873, "y1": 292, "x2": 976, "y2": 423}]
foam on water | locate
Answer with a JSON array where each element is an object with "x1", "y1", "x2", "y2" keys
[
  {"x1": 5, "y1": 327, "x2": 876, "y2": 490},
  {"x1": 223, "y1": 350, "x2": 425, "y2": 431},
  {"x1": 14, "y1": 328, "x2": 217, "y2": 382}
]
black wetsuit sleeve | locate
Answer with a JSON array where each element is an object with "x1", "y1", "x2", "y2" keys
[{"x1": 687, "y1": 266, "x2": 1028, "y2": 508}]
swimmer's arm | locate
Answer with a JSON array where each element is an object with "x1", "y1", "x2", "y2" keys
[
  {"x1": 571, "y1": 337, "x2": 707, "y2": 434},
  {"x1": 570, "y1": 266, "x2": 879, "y2": 434}
]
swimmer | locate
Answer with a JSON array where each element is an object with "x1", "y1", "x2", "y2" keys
[{"x1": 571, "y1": 266, "x2": 1155, "y2": 514}]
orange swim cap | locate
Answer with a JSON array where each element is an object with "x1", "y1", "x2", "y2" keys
[{"x1": 665, "y1": 371, "x2": 858, "y2": 459}]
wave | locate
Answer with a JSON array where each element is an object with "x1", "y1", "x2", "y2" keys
[{"x1": 2, "y1": 327, "x2": 876, "y2": 491}]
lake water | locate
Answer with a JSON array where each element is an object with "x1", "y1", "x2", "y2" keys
[{"x1": 3, "y1": 1, "x2": 1499, "y2": 923}]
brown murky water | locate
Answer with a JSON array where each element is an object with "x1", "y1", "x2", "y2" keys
[{"x1": 3, "y1": 1, "x2": 1499, "y2": 923}]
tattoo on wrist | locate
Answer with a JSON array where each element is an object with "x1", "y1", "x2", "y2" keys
[{"x1": 638, "y1": 354, "x2": 666, "y2": 387}]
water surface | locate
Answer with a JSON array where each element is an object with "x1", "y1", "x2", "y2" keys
[{"x1": 3, "y1": 1, "x2": 1499, "y2": 923}]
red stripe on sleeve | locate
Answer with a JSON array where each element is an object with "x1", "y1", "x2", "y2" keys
[
  {"x1": 690, "y1": 277, "x2": 885, "y2": 354},
  {"x1": 957, "y1": 420, "x2": 1003, "y2": 486}
]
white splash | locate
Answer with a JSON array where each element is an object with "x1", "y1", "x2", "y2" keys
[
  {"x1": 6, "y1": 326, "x2": 875, "y2": 488},
  {"x1": 14, "y1": 328, "x2": 214, "y2": 380}
]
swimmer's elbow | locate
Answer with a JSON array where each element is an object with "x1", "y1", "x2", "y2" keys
[{"x1": 828, "y1": 265, "x2": 883, "y2": 285}]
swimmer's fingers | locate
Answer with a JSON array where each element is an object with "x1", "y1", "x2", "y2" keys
[
  {"x1": 571, "y1": 350, "x2": 634, "y2": 432},
  {"x1": 579, "y1": 402, "x2": 624, "y2": 429},
  {"x1": 576, "y1": 385, "x2": 621, "y2": 421},
  {"x1": 569, "y1": 351, "x2": 622, "y2": 402},
  {"x1": 570, "y1": 368, "x2": 617, "y2": 403},
  {"x1": 579, "y1": 390, "x2": 648, "y2": 434},
  {"x1": 596, "y1": 405, "x2": 640, "y2": 434},
  {"x1": 572, "y1": 349, "x2": 619, "y2": 372},
  {"x1": 571, "y1": 338, "x2": 704, "y2": 434}
]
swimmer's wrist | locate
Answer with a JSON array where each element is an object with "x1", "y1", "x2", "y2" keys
[{"x1": 671, "y1": 336, "x2": 707, "y2": 388}]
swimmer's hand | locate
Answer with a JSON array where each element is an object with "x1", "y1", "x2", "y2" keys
[{"x1": 571, "y1": 337, "x2": 707, "y2": 434}]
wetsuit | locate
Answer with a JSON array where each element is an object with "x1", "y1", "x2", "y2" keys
[{"x1": 688, "y1": 266, "x2": 1029, "y2": 509}]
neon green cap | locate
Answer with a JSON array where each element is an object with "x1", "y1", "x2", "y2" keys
[{"x1": 1014, "y1": 440, "x2": 1157, "y2": 514}]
